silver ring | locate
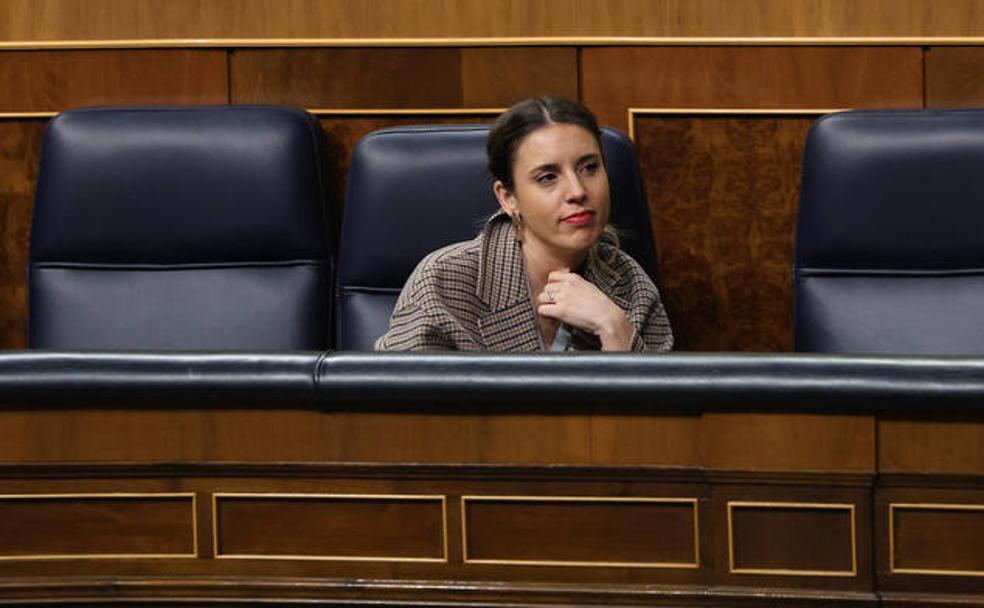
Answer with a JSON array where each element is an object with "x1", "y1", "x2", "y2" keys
[{"x1": 546, "y1": 289, "x2": 557, "y2": 303}]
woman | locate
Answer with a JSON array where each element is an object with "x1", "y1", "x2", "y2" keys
[{"x1": 375, "y1": 97, "x2": 673, "y2": 352}]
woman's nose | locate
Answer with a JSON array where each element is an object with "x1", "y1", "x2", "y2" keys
[{"x1": 564, "y1": 172, "x2": 587, "y2": 202}]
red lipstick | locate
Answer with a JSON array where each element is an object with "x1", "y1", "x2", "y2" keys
[{"x1": 562, "y1": 210, "x2": 595, "y2": 225}]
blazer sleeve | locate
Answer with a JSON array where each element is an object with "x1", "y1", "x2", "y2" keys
[
  {"x1": 374, "y1": 251, "x2": 460, "y2": 351},
  {"x1": 374, "y1": 301, "x2": 455, "y2": 351},
  {"x1": 630, "y1": 297, "x2": 674, "y2": 352},
  {"x1": 627, "y1": 276, "x2": 674, "y2": 353}
]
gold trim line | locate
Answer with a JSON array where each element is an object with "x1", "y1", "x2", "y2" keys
[
  {"x1": 3, "y1": 36, "x2": 984, "y2": 50},
  {"x1": 0, "y1": 108, "x2": 503, "y2": 120}
]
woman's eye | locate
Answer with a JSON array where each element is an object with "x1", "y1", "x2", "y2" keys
[
  {"x1": 581, "y1": 162, "x2": 599, "y2": 174},
  {"x1": 536, "y1": 173, "x2": 557, "y2": 185}
]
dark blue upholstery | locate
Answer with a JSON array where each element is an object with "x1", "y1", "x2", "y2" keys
[
  {"x1": 29, "y1": 106, "x2": 334, "y2": 350},
  {"x1": 336, "y1": 124, "x2": 659, "y2": 350},
  {"x1": 795, "y1": 109, "x2": 984, "y2": 355}
]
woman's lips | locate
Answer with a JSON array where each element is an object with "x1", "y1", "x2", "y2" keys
[{"x1": 561, "y1": 210, "x2": 595, "y2": 225}]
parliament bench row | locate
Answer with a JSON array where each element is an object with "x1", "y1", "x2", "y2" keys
[{"x1": 27, "y1": 105, "x2": 984, "y2": 355}]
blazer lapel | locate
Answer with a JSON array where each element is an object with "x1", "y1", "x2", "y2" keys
[{"x1": 476, "y1": 216, "x2": 542, "y2": 351}]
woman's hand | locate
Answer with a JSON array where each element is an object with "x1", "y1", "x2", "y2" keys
[{"x1": 536, "y1": 270, "x2": 634, "y2": 351}]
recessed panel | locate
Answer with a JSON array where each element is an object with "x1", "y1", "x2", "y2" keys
[
  {"x1": 0, "y1": 493, "x2": 196, "y2": 559},
  {"x1": 214, "y1": 493, "x2": 447, "y2": 561},
  {"x1": 892, "y1": 504, "x2": 984, "y2": 575},
  {"x1": 463, "y1": 496, "x2": 698, "y2": 567},
  {"x1": 729, "y1": 502, "x2": 856, "y2": 576}
]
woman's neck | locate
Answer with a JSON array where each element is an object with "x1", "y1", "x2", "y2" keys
[{"x1": 521, "y1": 241, "x2": 588, "y2": 295}]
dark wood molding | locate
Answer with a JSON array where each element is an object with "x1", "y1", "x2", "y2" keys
[
  {"x1": 0, "y1": 461, "x2": 875, "y2": 486},
  {"x1": 0, "y1": 575, "x2": 881, "y2": 606}
]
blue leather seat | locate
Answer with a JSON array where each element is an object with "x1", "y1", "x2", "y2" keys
[
  {"x1": 795, "y1": 109, "x2": 984, "y2": 354},
  {"x1": 29, "y1": 106, "x2": 334, "y2": 350},
  {"x1": 336, "y1": 124, "x2": 659, "y2": 350}
]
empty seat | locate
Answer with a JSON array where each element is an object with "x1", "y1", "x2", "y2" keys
[
  {"x1": 794, "y1": 109, "x2": 984, "y2": 354},
  {"x1": 29, "y1": 105, "x2": 334, "y2": 350},
  {"x1": 336, "y1": 124, "x2": 659, "y2": 350}
]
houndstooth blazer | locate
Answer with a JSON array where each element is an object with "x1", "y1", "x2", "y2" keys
[{"x1": 375, "y1": 213, "x2": 673, "y2": 352}]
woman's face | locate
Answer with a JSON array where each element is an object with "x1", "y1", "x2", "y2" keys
[{"x1": 495, "y1": 123, "x2": 610, "y2": 262}]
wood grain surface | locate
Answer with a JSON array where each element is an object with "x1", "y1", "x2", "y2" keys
[
  {"x1": 215, "y1": 495, "x2": 445, "y2": 559},
  {"x1": 0, "y1": 495, "x2": 195, "y2": 557},
  {"x1": 3, "y1": 1, "x2": 984, "y2": 43},
  {"x1": 702, "y1": 413, "x2": 874, "y2": 471},
  {"x1": 231, "y1": 47, "x2": 576, "y2": 108},
  {"x1": 464, "y1": 498, "x2": 697, "y2": 565},
  {"x1": 0, "y1": 408, "x2": 875, "y2": 472},
  {"x1": 926, "y1": 46, "x2": 984, "y2": 107},
  {"x1": 880, "y1": 418, "x2": 984, "y2": 473},
  {"x1": 712, "y1": 483, "x2": 873, "y2": 592},
  {"x1": 635, "y1": 114, "x2": 812, "y2": 352},
  {"x1": 891, "y1": 505, "x2": 984, "y2": 573},
  {"x1": 729, "y1": 504, "x2": 855, "y2": 572},
  {"x1": 0, "y1": 50, "x2": 227, "y2": 112},
  {"x1": 0, "y1": 120, "x2": 42, "y2": 349},
  {"x1": 582, "y1": 47, "x2": 922, "y2": 131}
]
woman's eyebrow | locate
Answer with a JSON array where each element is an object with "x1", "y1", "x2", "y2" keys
[{"x1": 529, "y1": 162, "x2": 561, "y2": 175}]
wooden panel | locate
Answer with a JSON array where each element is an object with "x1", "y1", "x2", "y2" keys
[
  {"x1": 702, "y1": 413, "x2": 874, "y2": 471},
  {"x1": 891, "y1": 504, "x2": 984, "y2": 574},
  {"x1": 0, "y1": 409, "x2": 597, "y2": 464},
  {"x1": 3, "y1": 1, "x2": 984, "y2": 42},
  {"x1": 0, "y1": 120, "x2": 42, "y2": 349},
  {"x1": 231, "y1": 49, "x2": 464, "y2": 108},
  {"x1": 460, "y1": 47, "x2": 578, "y2": 106},
  {"x1": 214, "y1": 494, "x2": 445, "y2": 560},
  {"x1": 582, "y1": 47, "x2": 922, "y2": 131},
  {"x1": 926, "y1": 47, "x2": 984, "y2": 107},
  {"x1": 634, "y1": 114, "x2": 812, "y2": 351},
  {"x1": 0, "y1": 409, "x2": 878, "y2": 468},
  {"x1": 231, "y1": 47, "x2": 576, "y2": 109},
  {"x1": 463, "y1": 497, "x2": 698, "y2": 566},
  {"x1": 0, "y1": 494, "x2": 195, "y2": 558},
  {"x1": 729, "y1": 502, "x2": 856, "y2": 574},
  {"x1": 879, "y1": 419, "x2": 984, "y2": 473},
  {"x1": 0, "y1": 50, "x2": 228, "y2": 112},
  {"x1": 589, "y1": 414, "x2": 700, "y2": 466},
  {"x1": 325, "y1": 411, "x2": 594, "y2": 465}
]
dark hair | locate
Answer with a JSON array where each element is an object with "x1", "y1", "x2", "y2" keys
[{"x1": 487, "y1": 96, "x2": 603, "y2": 191}]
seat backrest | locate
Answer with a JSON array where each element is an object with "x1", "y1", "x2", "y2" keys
[
  {"x1": 794, "y1": 109, "x2": 984, "y2": 354},
  {"x1": 30, "y1": 105, "x2": 334, "y2": 350},
  {"x1": 336, "y1": 124, "x2": 658, "y2": 350}
]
